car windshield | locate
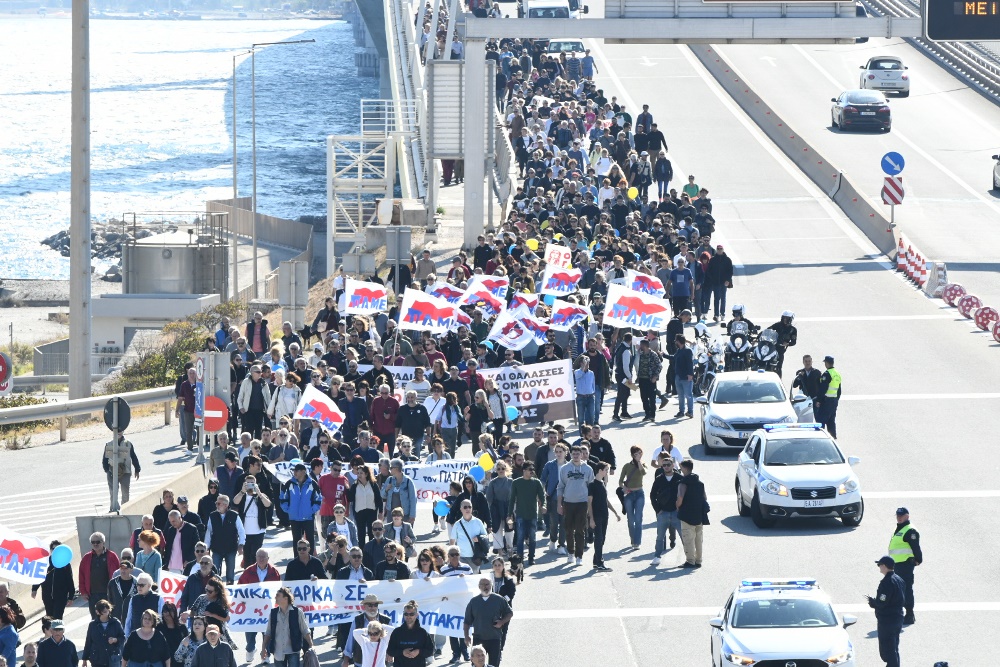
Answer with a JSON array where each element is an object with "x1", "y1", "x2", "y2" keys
[
  {"x1": 731, "y1": 598, "x2": 838, "y2": 628},
  {"x1": 713, "y1": 380, "x2": 786, "y2": 404},
  {"x1": 529, "y1": 7, "x2": 569, "y2": 16},
  {"x1": 871, "y1": 59, "x2": 902, "y2": 70},
  {"x1": 846, "y1": 91, "x2": 885, "y2": 104},
  {"x1": 567, "y1": 0, "x2": 581, "y2": 10},
  {"x1": 549, "y1": 41, "x2": 584, "y2": 52},
  {"x1": 763, "y1": 438, "x2": 845, "y2": 466}
]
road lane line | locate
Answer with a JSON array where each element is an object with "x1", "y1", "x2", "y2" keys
[
  {"x1": 0, "y1": 472, "x2": 178, "y2": 501},
  {"x1": 842, "y1": 392, "x2": 1000, "y2": 400},
  {"x1": 708, "y1": 489, "x2": 1000, "y2": 502},
  {"x1": 512, "y1": 601, "x2": 1000, "y2": 620},
  {"x1": 794, "y1": 314, "x2": 958, "y2": 322}
]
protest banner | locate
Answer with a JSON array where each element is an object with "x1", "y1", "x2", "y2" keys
[
  {"x1": 486, "y1": 311, "x2": 534, "y2": 351},
  {"x1": 357, "y1": 364, "x2": 417, "y2": 404},
  {"x1": 402, "y1": 459, "x2": 478, "y2": 502},
  {"x1": 540, "y1": 265, "x2": 582, "y2": 297},
  {"x1": 425, "y1": 282, "x2": 465, "y2": 304},
  {"x1": 343, "y1": 279, "x2": 389, "y2": 315},
  {"x1": 467, "y1": 275, "x2": 509, "y2": 300},
  {"x1": 547, "y1": 299, "x2": 589, "y2": 331},
  {"x1": 398, "y1": 289, "x2": 457, "y2": 334},
  {"x1": 293, "y1": 385, "x2": 345, "y2": 434},
  {"x1": 603, "y1": 283, "x2": 671, "y2": 331},
  {"x1": 544, "y1": 243, "x2": 572, "y2": 269},
  {"x1": 224, "y1": 577, "x2": 478, "y2": 637},
  {"x1": 626, "y1": 269, "x2": 666, "y2": 297},
  {"x1": 510, "y1": 292, "x2": 539, "y2": 314},
  {"x1": 519, "y1": 314, "x2": 550, "y2": 345},
  {"x1": 0, "y1": 524, "x2": 51, "y2": 585},
  {"x1": 158, "y1": 570, "x2": 188, "y2": 607},
  {"x1": 480, "y1": 359, "x2": 575, "y2": 423}
]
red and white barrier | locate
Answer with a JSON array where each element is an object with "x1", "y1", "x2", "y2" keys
[
  {"x1": 958, "y1": 294, "x2": 983, "y2": 319},
  {"x1": 993, "y1": 321, "x2": 1000, "y2": 345},
  {"x1": 943, "y1": 283, "x2": 967, "y2": 306},
  {"x1": 974, "y1": 306, "x2": 1000, "y2": 332}
]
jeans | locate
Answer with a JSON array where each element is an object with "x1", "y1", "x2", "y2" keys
[
  {"x1": 245, "y1": 632, "x2": 258, "y2": 651},
  {"x1": 638, "y1": 378, "x2": 657, "y2": 419},
  {"x1": 594, "y1": 387, "x2": 604, "y2": 424},
  {"x1": 592, "y1": 520, "x2": 607, "y2": 567},
  {"x1": 290, "y1": 519, "x2": 317, "y2": 555},
  {"x1": 179, "y1": 410, "x2": 195, "y2": 445},
  {"x1": 354, "y1": 508, "x2": 377, "y2": 549},
  {"x1": 242, "y1": 533, "x2": 265, "y2": 568},
  {"x1": 563, "y1": 501, "x2": 588, "y2": 558},
  {"x1": 614, "y1": 380, "x2": 631, "y2": 418},
  {"x1": 547, "y1": 494, "x2": 564, "y2": 547},
  {"x1": 273, "y1": 653, "x2": 301, "y2": 667},
  {"x1": 440, "y1": 427, "x2": 458, "y2": 457},
  {"x1": 576, "y1": 394, "x2": 596, "y2": 428},
  {"x1": 514, "y1": 517, "x2": 537, "y2": 559},
  {"x1": 654, "y1": 510, "x2": 681, "y2": 556},
  {"x1": 657, "y1": 179, "x2": 670, "y2": 198},
  {"x1": 712, "y1": 284, "x2": 728, "y2": 317},
  {"x1": 410, "y1": 433, "x2": 426, "y2": 457},
  {"x1": 212, "y1": 550, "x2": 237, "y2": 585},
  {"x1": 449, "y1": 637, "x2": 469, "y2": 660},
  {"x1": 697, "y1": 286, "x2": 710, "y2": 317},
  {"x1": 676, "y1": 378, "x2": 694, "y2": 414},
  {"x1": 680, "y1": 521, "x2": 704, "y2": 565},
  {"x1": 622, "y1": 489, "x2": 645, "y2": 546}
]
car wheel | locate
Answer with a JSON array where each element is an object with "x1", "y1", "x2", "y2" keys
[
  {"x1": 994, "y1": 175, "x2": 1000, "y2": 191},
  {"x1": 831, "y1": 112, "x2": 838, "y2": 129},
  {"x1": 700, "y1": 420, "x2": 709, "y2": 448},
  {"x1": 736, "y1": 480, "x2": 750, "y2": 517},
  {"x1": 751, "y1": 492, "x2": 775, "y2": 528},
  {"x1": 841, "y1": 498, "x2": 864, "y2": 527}
]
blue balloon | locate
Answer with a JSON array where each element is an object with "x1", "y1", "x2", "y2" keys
[
  {"x1": 434, "y1": 500, "x2": 450, "y2": 517},
  {"x1": 505, "y1": 406, "x2": 519, "y2": 422},
  {"x1": 613, "y1": 229, "x2": 620, "y2": 237},
  {"x1": 543, "y1": 294, "x2": 555, "y2": 306},
  {"x1": 468, "y1": 465, "x2": 485, "y2": 482},
  {"x1": 50, "y1": 544, "x2": 72, "y2": 569},
  {"x1": 508, "y1": 244, "x2": 516, "y2": 254}
]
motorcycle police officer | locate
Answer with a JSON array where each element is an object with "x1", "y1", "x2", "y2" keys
[
  {"x1": 766, "y1": 310, "x2": 797, "y2": 376},
  {"x1": 889, "y1": 507, "x2": 921, "y2": 625},
  {"x1": 725, "y1": 304, "x2": 758, "y2": 337},
  {"x1": 868, "y1": 556, "x2": 905, "y2": 667},
  {"x1": 814, "y1": 355, "x2": 841, "y2": 438}
]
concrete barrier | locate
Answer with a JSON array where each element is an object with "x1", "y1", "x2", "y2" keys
[
  {"x1": 7, "y1": 464, "x2": 207, "y2": 626},
  {"x1": 690, "y1": 45, "x2": 897, "y2": 255}
]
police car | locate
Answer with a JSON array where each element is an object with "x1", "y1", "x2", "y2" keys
[
  {"x1": 735, "y1": 424, "x2": 863, "y2": 528},
  {"x1": 696, "y1": 371, "x2": 811, "y2": 453},
  {"x1": 710, "y1": 578, "x2": 857, "y2": 667}
]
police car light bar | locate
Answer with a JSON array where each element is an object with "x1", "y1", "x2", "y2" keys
[
  {"x1": 740, "y1": 578, "x2": 817, "y2": 589},
  {"x1": 763, "y1": 423, "x2": 823, "y2": 431}
]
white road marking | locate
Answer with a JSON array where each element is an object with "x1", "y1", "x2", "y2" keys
[
  {"x1": 588, "y1": 41, "x2": 751, "y2": 285},
  {"x1": 723, "y1": 236, "x2": 850, "y2": 241},
  {"x1": 794, "y1": 314, "x2": 957, "y2": 322},
  {"x1": 842, "y1": 392, "x2": 1000, "y2": 401},
  {"x1": 512, "y1": 601, "x2": 1000, "y2": 620},
  {"x1": 708, "y1": 489, "x2": 1000, "y2": 502},
  {"x1": 0, "y1": 472, "x2": 178, "y2": 501}
]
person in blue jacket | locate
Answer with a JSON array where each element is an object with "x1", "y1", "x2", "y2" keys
[
  {"x1": 381, "y1": 459, "x2": 418, "y2": 526},
  {"x1": 279, "y1": 463, "x2": 323, "y2": 555}
]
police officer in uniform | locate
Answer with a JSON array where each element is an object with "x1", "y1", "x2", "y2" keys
[
  {"x1": 814, "y1": 355, "x2": 841, "y2": 438},
  {"x1": 867, "y1": 555, "x2": 905, "y2": 667},
  {"x1": 889, "y1": 507, "x2": 921, "y2": 625},
  {"x1": 766, "y1": 310, "x2": 797, "y2": 377}
]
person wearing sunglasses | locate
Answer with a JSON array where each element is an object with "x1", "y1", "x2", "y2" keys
[
  {"x1": 260, "y1": 587, "x2": 311, "y2": 667},
  {"x1": 386, "y1": 601, "x2": 433, "y2": 667},
  {"x1": 107, "y1": 560, "x2": 136, "y2": 626},
  {"x1": 283, "y1": 540, "x2": 326, "y2": 583},
  {"x1": 80, "y1": 532, "x2": 121, "y2": 620},
  {"x1": 123, "y1": 573, "x2": 164, "y2": 636},
  {"x1": 344, "y1": 595, "x2": 391, "y2": 667}
]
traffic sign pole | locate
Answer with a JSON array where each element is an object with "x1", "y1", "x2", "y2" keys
[{"x1": 111, "y1": 397, "x2": 120, "y2": 514}]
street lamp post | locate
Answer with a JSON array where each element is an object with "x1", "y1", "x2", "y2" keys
[
  {"x1": 249, "y1": 38, "x2": 315, "y2": 299},
  {"x1": 232, "y1": 51, "x2": 250, "y2": 299}
]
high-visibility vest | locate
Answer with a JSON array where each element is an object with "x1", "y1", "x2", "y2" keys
[
  {"x1": 825, "y1": 368, "x2": 842, "y2": 397},
  {"x1": 889, "y1": 524, "x2": 915, "y2": 562}
]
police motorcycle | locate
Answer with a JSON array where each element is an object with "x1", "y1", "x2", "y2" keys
[
  {"x1": 691, "y1": 322, "x2": 725, "y2": 396},
  {"x1": 750, "y1": 328, "x2": 781, "y2": 372},
  {"x1": 724, "y1": 320, "x2": 753, "y2": 371}
]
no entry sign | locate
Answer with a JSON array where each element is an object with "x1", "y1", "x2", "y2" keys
[{"x1": 202, "y1": 395, "x2": 229, "y2": 433}]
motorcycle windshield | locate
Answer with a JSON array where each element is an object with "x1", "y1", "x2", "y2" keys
[
  {"x1": 730, "y1": 321, "x2": 748, "y2": 335},
  {"x1": 760, "y1": 329, "x2": 778, "y2": 344}
]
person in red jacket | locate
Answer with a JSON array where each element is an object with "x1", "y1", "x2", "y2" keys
[
  {"x1": 370, "y1": 384, "x2": 400, "y2": 456},
  {"x1": 237, "y1": 548, "x2": 281, "y2": 663},
  {"x1": 79, "y1": 532, "x2": 120, "y2": 619}
]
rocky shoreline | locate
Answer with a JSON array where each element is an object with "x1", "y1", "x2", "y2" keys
[
  {"x1": 0, "y1": 275, "x2": 120, "y2": 307},
  {"x1": 39, "y1": 222, "x2": 176, "y2": 281}
]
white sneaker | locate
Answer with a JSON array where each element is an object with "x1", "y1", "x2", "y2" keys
[
  {"x1": 246, "y1": 650, "x2": 255, "y2": 664},
  {"x1": 557, "y1": 546, "x2": 567, "y2": 555},
  {"x1": 575, "y1": 557, "x2": 583, "y2": 566},
  {"x1": 651, "y1": 556, "x2": 661, "y2": 567}
]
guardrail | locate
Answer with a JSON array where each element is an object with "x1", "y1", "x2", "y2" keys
[
  {"x1": 0, "y1": 386, "x2": 175, "y2": 441},
  {"x1": 864, "y1": 0, "x2": 1000, "y2": 99},
  {"x1": 12, "y1": 375, "x2": 106, "y2": 388}
]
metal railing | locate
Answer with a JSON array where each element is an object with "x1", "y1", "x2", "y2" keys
[
  {"x1": 0, "y1": 386, "x2": 175, "y2": 441},
  {"x1": 863, "y1": 0, "x2": 1000, "y2": 98}
]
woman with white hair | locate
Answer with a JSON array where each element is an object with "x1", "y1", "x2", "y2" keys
[
  {"x1": 123, "y1": 573, "x2": 164, "y2": 635},
  {"x1": 352, "y1": 620, "x2": 394, "y2": 667},
  {"x1": 267, "y1": 371, "x2": 301, "y2": 428}
]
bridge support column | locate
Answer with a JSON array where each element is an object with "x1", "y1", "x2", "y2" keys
[{"x1": 463, "y1": 38, "x2": 486, "y2": 250}]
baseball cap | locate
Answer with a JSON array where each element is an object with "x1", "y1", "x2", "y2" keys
[
  {"x1": 823, "y1": 355, "x2": 835, "y2": 364},
  {"x1": 224, "y1": 452, "x2": 237, "y2": 462},
  {"x1": 895, "y1": 507, "x2": 909, "y2": 515},
  {"x1": 177, "y1": 496, "x2": 189, "y2": 504},
  {"x1": 876, "y1": 556, "x2": 895, "y2": 568},
  {"x1": 50, "y1": 620, "x2": 65, "y2": 630}
]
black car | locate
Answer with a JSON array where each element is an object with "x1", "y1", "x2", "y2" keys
[{"x1": 831, "y1": 89, "x2": 891, "y2": 132}]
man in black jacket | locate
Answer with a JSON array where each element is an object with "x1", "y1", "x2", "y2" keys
[
  {"x1": 283, "y1": 539, "x2": 326, "y2": 581},
  {"x1": 792, "y1": 355, "x2": 823, "y2": 405},
  {"x1": 334, "y1": 548, "x2": 374, "y2": 652},
  {"x1": 705, "y1": 246, "x2": 734, "y2": 323},
  {"x1": 649, "y1": 455, "x2": 684, "y2": 567},
  {"x1": 163, "y1": 510, "x2": 200, "y2": 574},
  {"x1": 867, "y1": 556, "x2": 905, "y2": 667},
  {"x1": 675, "y1": 459, "x2": 706, "y2": 568}
]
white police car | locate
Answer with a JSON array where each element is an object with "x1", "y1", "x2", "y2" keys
[
  {"x1": 735, "y1": 424, "x2": 863, "y2": 528},
  {"x1": 697, "y1": 371, "x2": 811, "y2": 453},
  {"x1": 710, "y1": 578, "x2": 857, "y2": 667}
]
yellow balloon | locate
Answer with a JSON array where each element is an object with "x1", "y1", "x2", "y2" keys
[
  {"x1": 526, "y1": 238, "x2": 539, "y2": 251},
  {"x1": 479, "y1": 452, "x2": 495, "y2": 472},
  {"x1": 627, "y1": 186, "x2": 639, "y2": 200}
]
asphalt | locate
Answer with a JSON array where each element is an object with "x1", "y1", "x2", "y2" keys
[{"x1": 8, "y1": 16, "x2": 1000, "y2": 667}]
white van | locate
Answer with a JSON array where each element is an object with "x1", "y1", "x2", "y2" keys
[{"x1": 518, "y1": 0, "x2": 588, "y2": 18}]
